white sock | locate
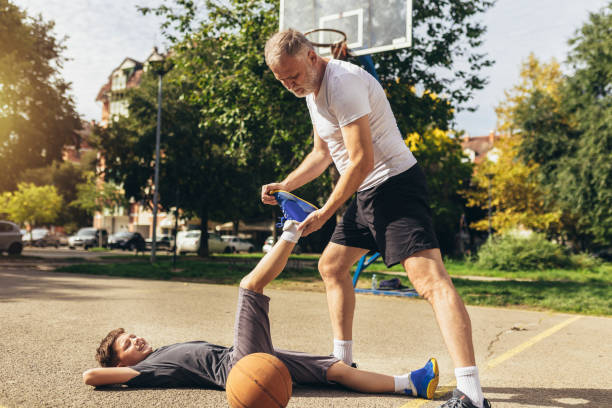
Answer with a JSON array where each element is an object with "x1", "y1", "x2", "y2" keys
[
  {"x1": 455, "y1": 366, "x2": 484, "y2": 408},
  {"x1": 333, "y1": 339, "x2": 353, "y2": 365},
  {"x1": 280, "y1": 220, "x2": 301, "y2": 243},
  {"x1": 393, "y1": 373, "x2": 415, "y2": 395}
]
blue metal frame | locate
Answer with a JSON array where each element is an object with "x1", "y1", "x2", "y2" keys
[
  {"x1": 347, "y1": 55, "x2": 418, "y2": 298},
  {"x1": 352, "y1": 252, "x2": 419, "y2": 298}
]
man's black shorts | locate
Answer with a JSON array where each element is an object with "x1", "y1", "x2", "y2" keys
[{"x1": 330, "y1": 163, "x2": 439, "y2": 267}]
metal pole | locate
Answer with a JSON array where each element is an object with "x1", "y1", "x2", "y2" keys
[
  {"x1": 151, "y1": 73, "x2": 162, "y2": 263},
  {"x1": 172, "y1": 187, "x2": 179, "y2": 268},
  {"x1": 487, "y1": 174, "x2": 493, "y2": 238}
]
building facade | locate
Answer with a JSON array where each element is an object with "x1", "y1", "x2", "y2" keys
[{"x1": 94, "y1": 48, "x2": 175, "y2": 238}]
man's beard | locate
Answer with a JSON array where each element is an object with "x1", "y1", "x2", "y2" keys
[{"x1": 290, "y1": 64, "x2": 319, "y2": 98}]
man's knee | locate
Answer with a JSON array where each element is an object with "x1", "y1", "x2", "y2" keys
[
  {"x1": 415, "y1": 275, "x2": 456, "y2": 302},
  {"x1": 318, "y1": 254, "x2": 348, "y2": 282}
]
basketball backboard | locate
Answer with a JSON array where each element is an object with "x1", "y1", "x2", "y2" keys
[{"x1": 279, "y1": 0, "x2": 412, "y2": 57}]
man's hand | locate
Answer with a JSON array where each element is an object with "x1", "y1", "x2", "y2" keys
[
  {"x1": 261, "y1": 183, "x2": 287, "y2": 205},
  {"x1": 298, "y1": 208, "x2": 331, "y2": 237}
]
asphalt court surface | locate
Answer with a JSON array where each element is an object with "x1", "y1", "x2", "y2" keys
[{"x1": 0, "y1": 264, "x2": 610, "y2": 407}]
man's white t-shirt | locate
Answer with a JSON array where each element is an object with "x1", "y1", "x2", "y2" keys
[{"x1": 305, "y1": 59, "x2": 416, "y2": 191}]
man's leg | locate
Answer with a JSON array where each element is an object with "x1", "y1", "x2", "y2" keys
[
  {"x1": 318, "y1": 242, "x2": 368, "y2": 364},
  {"x1": 403, "y1": 248, "x2": 485, "y2": 407}
]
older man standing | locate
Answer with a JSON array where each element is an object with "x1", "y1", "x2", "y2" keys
[{"x1": 261, "y1": 29, "x2": 490, "y2": 408}]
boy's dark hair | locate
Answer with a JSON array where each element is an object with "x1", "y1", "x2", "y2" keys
[{"x1": 96, "y1": 328, "x2": 125, "y2": 367}]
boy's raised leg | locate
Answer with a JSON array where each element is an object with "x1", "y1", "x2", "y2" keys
[{"x1": 239, "y1": 221, "x2": 300, "y2": 294}]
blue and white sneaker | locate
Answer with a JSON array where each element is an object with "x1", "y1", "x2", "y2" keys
[
  {"x1": 408, "y1": 357, "x2": 439, "y2": 399},
  {"x1": 272, "y1": 190, "x2": 318, "y2": 225}
]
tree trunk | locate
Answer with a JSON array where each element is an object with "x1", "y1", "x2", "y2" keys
[{"x1": 197, "y1": 200, "x2": 209, "y2": 257}]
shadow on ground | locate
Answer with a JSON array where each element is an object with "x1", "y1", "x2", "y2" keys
[{"x1": 0, "y1": 269, "x2": 124, "y2": 302}]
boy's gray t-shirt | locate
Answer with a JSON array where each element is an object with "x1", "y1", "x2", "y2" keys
[
  {"x1": 126, "y1": 341, "x2": 231, "y2": 388},
  {"x1": 125, "y1": 288, "x2": 338, "y2": 389}
]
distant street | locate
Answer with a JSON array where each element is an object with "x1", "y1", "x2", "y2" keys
[{"x1": 0, "y1": 258, "x2": 610, "y2": 408}]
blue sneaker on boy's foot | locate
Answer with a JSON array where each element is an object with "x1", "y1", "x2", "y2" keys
[
  {"x1": 408, "y1": 357, "x2": 439, "y2": 399},
  {"x1": 272, "y1": 190, "x2": 318, "y2": 225}
]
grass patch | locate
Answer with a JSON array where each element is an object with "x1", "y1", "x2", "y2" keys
[
  {"x1": 88, "y1": 247, "x2": 110, "y2": 252},
  {"x1": 56, "y1": 258, "x2": 321, "y2": 286},
  {"x1": 55, "y1": 257, "x2": 611, "y2": 316}
]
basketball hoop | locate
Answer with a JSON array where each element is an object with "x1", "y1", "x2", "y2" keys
[{"x1": 304, "y1": 28, "x2": 349, "y2": 60}]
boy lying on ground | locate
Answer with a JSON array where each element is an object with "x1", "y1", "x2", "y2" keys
[{"x1": 82, "y1": 222, "x2": 439, "y2": 399}]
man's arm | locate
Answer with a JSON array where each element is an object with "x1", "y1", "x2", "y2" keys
[
  {"x1": 82, "y1": 367, "x2": 140, "y2": 386},
  {"x1": 261, "y1": 128, "x2": 332, "y2": 204},
  {"x1": 298, "y1": 115, "x2": 374, "y2": 236}
]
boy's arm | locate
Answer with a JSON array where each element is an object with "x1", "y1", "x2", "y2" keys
[{"x1": 82, "y1": 367, "x2": 140, "y2": 386}]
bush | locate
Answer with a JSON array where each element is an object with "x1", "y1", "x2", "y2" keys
[
  {"x1": 476, "y1": 233, "x2": 572, "y2": 271},
  {"x1": 569, "y1": 252, "x2": 602, "y2": 270}
]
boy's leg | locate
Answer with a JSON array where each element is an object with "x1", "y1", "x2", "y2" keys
[
  {"x1": 230, "y1": 222, "x2": 301, "y2": 366},
  {"x1": 239, "y1": 221, "x2": 300, "y2": 294},
  {"x1": 274, "y1": 348, "x2": 438, "y2": 399},
  {"x1": 326, "y1": 357, "x2": 438, "y2": 398}
]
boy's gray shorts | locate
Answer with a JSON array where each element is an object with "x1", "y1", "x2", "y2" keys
[{"x1": 229, "y1": 287, "x2": 339, "y2": 385}]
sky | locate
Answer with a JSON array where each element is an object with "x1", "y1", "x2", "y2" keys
[{"x1": 15, "y1": 0, "x2": 610, "y2": 137}]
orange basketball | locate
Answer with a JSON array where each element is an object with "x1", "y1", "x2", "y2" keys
[{"x1": 226, "y1": 353, "x2": 292, "y2": 408}]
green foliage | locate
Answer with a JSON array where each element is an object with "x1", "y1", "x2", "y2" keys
[
  {"x1": 20, "y1": 159, "x2": 95, "y2": 227},
  {"x1": 375, "y1": 0, "x2": 496, "y2": 115},
  {"x1": 71, "y1": 172, "x2": 127, "y2": 216},
  {"x1": 475, "y1": 232, "x2": 601, "y2": 271},
  {"x1": 513, "y1": 5, "x2": 612, "y2": 247},
  {"x1": 136, "y1": 0, "x2": 495, "y2": 255},
  {"x1": 0, "y1": 182, "x2": 63, "y2": 226},
  {"x1": 0, "y1": 0, "x2": 81, "y2": 192},
  {"x1": 463, "y1": 135, "x2": 563, "y2": 234},
  {"x1": 406, "y1": 128, "x2": 473, "y2": 253}
]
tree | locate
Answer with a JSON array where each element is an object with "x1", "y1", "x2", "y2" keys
[
  {"x1": 0, "y1": 183, "x2": 63, "y2": 226},
  {"x1": 0, "y1": 0, "x2": 81, "y2": 192},
  {"x1": 514, "y1": 5, "x2": 612, "y2": 248},
  {"x1": 495, "y1": 53, "x2": 564, "y2": 135},
  {"x1": 19, "y1": 156, "x2": 97, "y2": 230},
  {"x1": 463, "y1": 56, "x2": 567, "y2": 238},
  {"x1": 92, "y1": 67, "x2": 261, "y2": 256},
  {"x1": 463, "y1": 135, "x2": 563, "y2": 235},
  {"x1": 138, "y1": 0, "x2": 495, "y2": 254},
  {"x1": 71, "y1": 172, "x2": 127, "y2": 218},
  {"x1": 405, "y1": 128, "x2": 473, "y2": 253},
  {"x1": 551, "y1": 3, "x2": 612, "y2": 246}
]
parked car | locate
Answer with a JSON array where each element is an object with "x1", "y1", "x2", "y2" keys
[
  {"x1": 262, "y1": 235, "x2": 302, "y2": 254},
  {"x1": 146, "y1": 234, "x2": 175, "y2": 251},
  {"x1": 109, "y1": 231, "x2": 146, "y2": 251},
  {"x1": 20, "y1": 229, "x2": 32, "y2": 246},
  {"x1": 0, "y1": 221, "x2": 23, "y2": 255},
  {"x1": 176, "y1": 231, "x2": 231, "y2": 254},
  {"x1": 68, "y1": 228, "x2": 108, "y2": 250},
  {"x1": 221, "y1": 235, "x2": 255, "y2": 253},
  {"x1": 30, "y1": 228, "x2": 60, "y2": 248}
]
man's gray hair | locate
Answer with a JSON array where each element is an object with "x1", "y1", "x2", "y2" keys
[{"x1": 265, "y1": 29, "x2": 314, "y2": 67}]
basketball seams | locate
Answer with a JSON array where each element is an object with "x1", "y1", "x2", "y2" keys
[
  {"x1": 233, "y1": 358, "x2": 284, "y2": 408},
  {"x1": 226, "y1": 381, "x2": 248, "y2": 408},
  {"x1": 253, "y1": 354, "x2": 292, "y2": 403}
]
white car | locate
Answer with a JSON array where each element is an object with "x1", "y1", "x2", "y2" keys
[
  {"x1": 176, "y1": 231, "x2": 231, "y2": 254},
  {"x1": 221, "y1": 236, "x2": 255, "y2": 253},
  {"x1": 0, "y1": 221, "x2": 23, "y2": 255}
]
